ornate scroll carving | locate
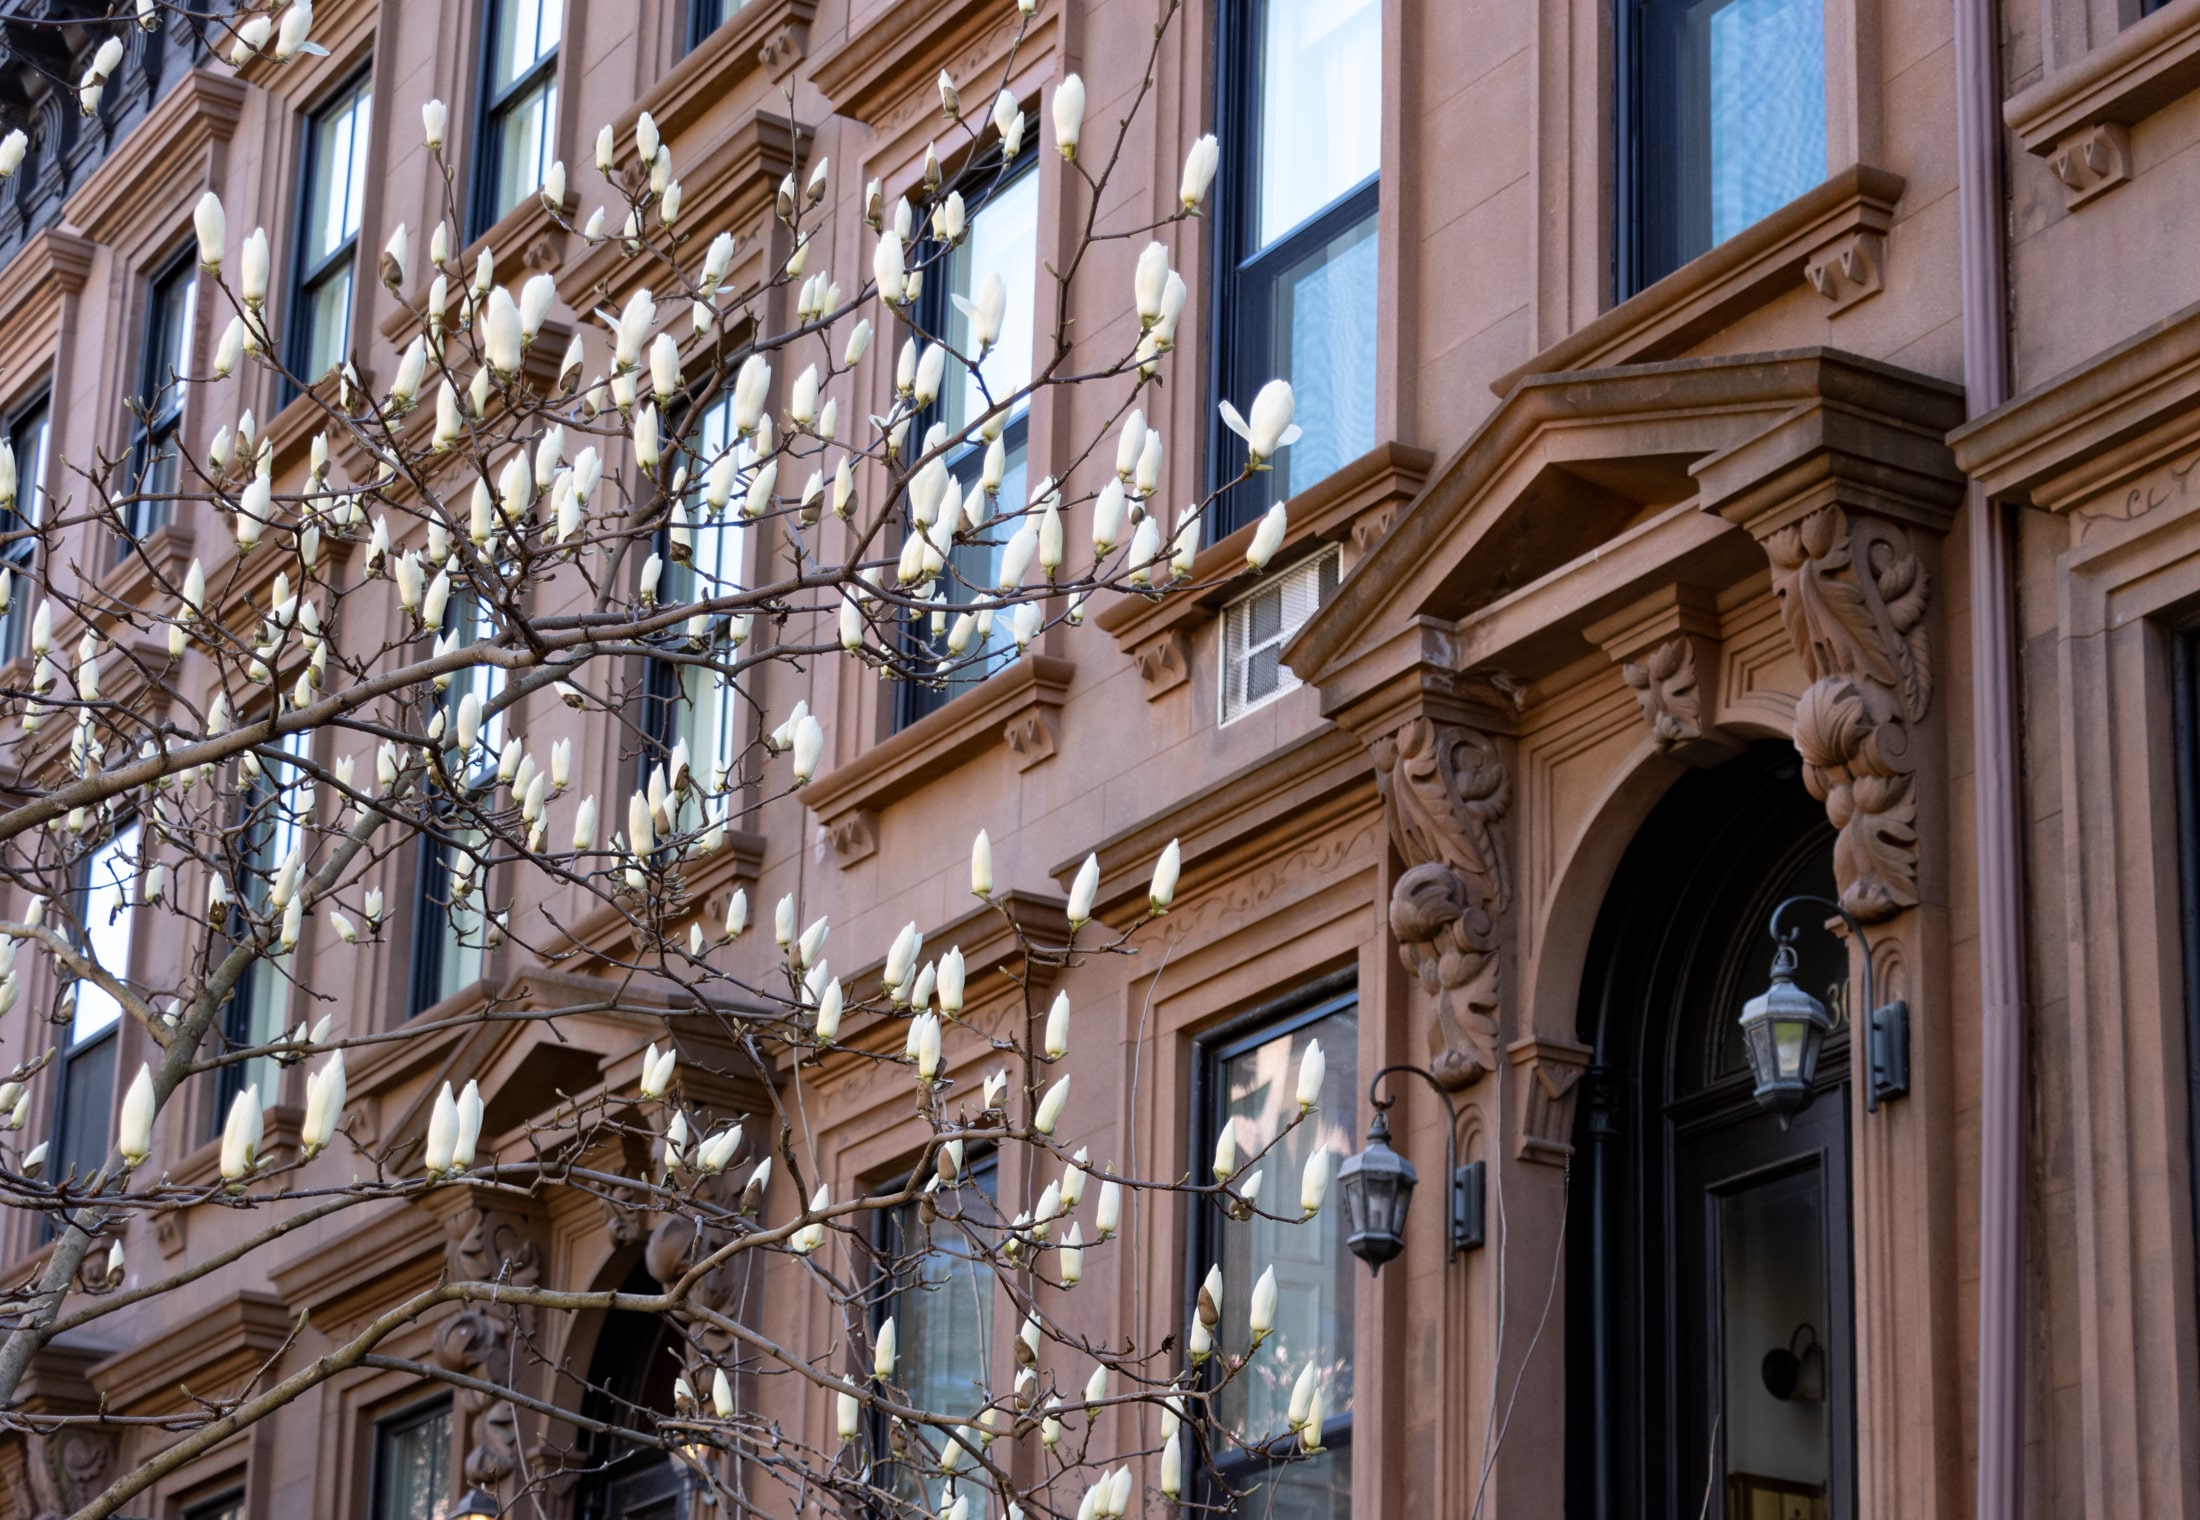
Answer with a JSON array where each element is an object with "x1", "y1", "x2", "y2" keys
[
  {"x1": 1371, "y1": 718, "x2": 1511, "y2": 1090},
  {"x1": 1621, "y1": 637, "x2": 1704, "y2": 750},
  {"x1": 11, "y1": 1429, "x2": 117, "y2": 1520},
  {"x1": 1764, "y1": 505, "x2": 1931, "y2": 923},
  {"x1": 433, "y1": 1202, "x2": 544, "y2": 1489}
]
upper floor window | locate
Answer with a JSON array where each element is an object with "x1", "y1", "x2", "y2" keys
[
  {"x1": 1211, "y1": 0, "x2": 1381, "y2": 536},
  {"x1": 411, "y1": 591, "x2": 500, "y2": 1014},
  {"x1": 371, "y1": 1398, "x2": 453, "y2": 1520},
  {"x1": 1, "y1": 391, "x2": 49, "y2": 662},
  {"x1": 126, "y1": 249, "x2": 196, "y2": 551},
  {"x1": 472, "y1": 0, "x2": 561, "y2": 237},
  {"x1": 182, "y1": 1493, "x2": 244, "y2": 1520},
  {"x1": 220, "y1": 728, "x2": 312, "y2": 1125},
  {"x1": 874, "y1": 1151, "x2": 1000, "y2": 1503},
  {"x1": 57, "y1": 825, "x2": 141, "y2": 1185},
  {"x1": 290, "y1": 71, "x2": 373, "y2": 390},
  {"x1": 1621, "y1": 0, "x2": 1827, "y2": 293},
  {"x1": 649, "y1": 395, "x2": 749, "y2": 826},
  {"x1": 897, "y1": 149, "x2": 1039, "y2": 730},
  {"x1": 1199, "y1": 986, "x2": 1358, "y2": 1517},
  {"x1": 686, "y1": 0, "x2": 748, "y2": 49}
]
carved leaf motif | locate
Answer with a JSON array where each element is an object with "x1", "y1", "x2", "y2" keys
[
  {"x1": 1621, "y1": 637, "x2": 1703, "y2": 749},
  {"x1": 1370, "y1": 717, "x2": 1510, "y2": 915},
  {"x1": 1766, "y1": 506, "x2": 1931, "y2": 725}
]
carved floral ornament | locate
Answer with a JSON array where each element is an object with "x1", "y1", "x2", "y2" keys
[
  {"x1": 1370, "y1": 717, "x2": 1511, "y2": 1091},
  {"x1": 1622, "y1": 637, "x2": 1705, "y2": 750},
  {"x1": 1764, "y1": 504, "x2": 1932, "y2": 924},
  {"x1": 433, "y1": 1201, "x2": 544, "y2": 1489}
]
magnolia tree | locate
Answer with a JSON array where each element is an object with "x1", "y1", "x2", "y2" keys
[{"x1": 0, "y1": 2, "x2": 1331, "y2": 1518}]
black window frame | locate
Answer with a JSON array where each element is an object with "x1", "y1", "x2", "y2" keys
[
  {"x1": 181, "y1": 1486, "x2": 247, "y2": 1520},
  {"x1": 1614, "y1": 0, "x2": 1830, "y2": 298},
  {"x1": 685, "y1": 0, "x2": 742, "y2": 50},
  {"x1": 125, "y1": 245, "x2": 197, "y2": 554},
  {"x1": 216, "y1": 727, "x2": 313, "y2": 1129},
  {"x1": 51, "y1": 822, "x2": 144, "y2": 1207},
  {"x1": 894, "y1": 142, "x2": 1039, "y2": 733},
  {"x1": 468, "y1": 0, "x2": 562, "y2": 240},
  {"x1": 0, "y1": 385, "x2": 50, "y2": 663},
  {"x1": 285, "y1": 66, "x2": 376, "y2": 400},
  {"x1": 1206, "y1": 0, "x2": 1382, "y2": 541},
  {"x1": 369, "y1": 1395, "x2": 454, "y2": 1520},
  {"x1": 1189, "y1": 970, "x2": 1358, "y2": 1507}
]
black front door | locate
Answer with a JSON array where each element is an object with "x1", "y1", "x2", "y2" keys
[{"x1": 1567, "y1": 742, "x2": 1856, "y2": 1520}]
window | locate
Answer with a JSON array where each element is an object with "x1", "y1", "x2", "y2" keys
[
  {"x1": 182, "y1": 1490, "x2": 246, "y2": 1520},
  {"x1": 372, "y1": 1399, "x2": 453, "y2": 1520},
  {"x1": 1198, "y1": 986, "x2": 1358, "y2": 1518},
  {"x1": 411, "y1": 592, "x2": 501, "y2": 1014},
  {"x1": 897, "y1": 150, "x2": 1040, "y2": 730},
  {"x1": 290, "y1": 71, "x2": 373, "y2": 389},
  {"x1": 220, "y1": 728, "x2": 312, "y2": 1125},
  {"x1": 1219, "y1": 543, "x2": 1339, "y2": 725},
  {"x1": 0, "y1": 391, "x2": 48, "y2": 661},
  {"x1": 686, "y1": 0, "x2": 747, "y2": 49},
  {"x1": 55, "y1": 826, "x2": 141, "y2": 1186},
  {"x1": 873, "y1": 1152, "x2": 1000, "y2": 1502},
  {"x1": 126, "y1": 250, "x2": 197, "y2": 550},
  {"x1": 1211, "y1": 0, "x2": 1381, "y2": 536},
  {"x1": 1620, "y1": 0, "x2": 1827, "y2": 293},
  {"x1": 472, "y1": 0, "x2": 561, "y2": 237},
  {"x1": 648, "y1": 393, "x2": 749, "y2": 826}
]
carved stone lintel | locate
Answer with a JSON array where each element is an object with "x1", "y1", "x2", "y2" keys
[
  {"x1": 1371, "y1": 716, "x2": 1512, "y2": 1090},
  {"x1": 1805, "y1": 229, "x2": 1885, "y2": 314},
  {"x1": 1621, "y1": 637, "x2": 1705, "y2": 750},
  {"x1": 1508, "y1": 1037, "x2": 1594, "y2": 1165},
  {"x1": 1131, "y1": 628, "x2": 1193, "y2": 699},
  {"x1": 1003, "y1": 709, "x2": 1058, "y2": 769},
  {"x1": 433, "y1": 1199, "x2": 545, "y2": 1490},
  {"x1": 2048, "y1": 120, "x2": 2131, "y2": 208},
  {"x1": 1763, "y1": 504, "x2": 1932, "y2": 923}
]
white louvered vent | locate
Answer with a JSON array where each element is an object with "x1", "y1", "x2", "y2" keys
[{"x1": 1219, "y1": 544, "x2": 1341, "y2": 726}]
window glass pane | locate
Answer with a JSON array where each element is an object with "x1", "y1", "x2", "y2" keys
[
  {"x1": 492, "y1": 77, "x2": 558, "y2": 222},
  {"x1": 901, "y1": 429, "x2": 1028, "y2": 726},
  {"x1": 1683, "y1": 0, "x2": 1825, "y2": 248},
  {"x1": 1212, "y1": 1002, "x2": 1357, "y2": 1518},
  {"x1": 145, "y1": 263, "x2": 196, "y2": 413},
  {"x1": 376, "y1": 1404, "x2": 453, "y2": 1520},
  {"x1": 303, "y1": 265, "x2": 355, "y2": 380},
  {"x1": 237, "y1": 731, "x2": 311, "y2": 1109},
  {"x1": 881, "y1": 1159, "x2": 999, "y2": 1501},
  {"x1": 3, "y1": 399, "x2": 46, "y2": 660},
  {"x1": 76, "y1": 825, "x2": 140, "y2": 1043},
  {"x1": 183, "y1": 1492, "x2": 244, "y2": 1520},
  {"x1": 1257, "y1": 0, "x2": 1381, "y2": 247},
  {"x1": 943, "y1": 166, "x2": 1039, "y2": 435},
  {"x1": 1267, "y1": 212, "x2": 1376, "y2": 500},
  {"x1": 305, "y1": 81, "x2": 371, "y2": 267},
  {"x1": 429, "y1": 827, "x2": 487, "y2": 1005},
  {"x1": 492, "y1": 0, "x2": 560, "y2": 91},
  {"x1": 1718, "y1": 1164, "x2": 1831, "y2": 1506},
  {"x1": 56, "y1": 1029, "x2": 115, "y2": 1184}
]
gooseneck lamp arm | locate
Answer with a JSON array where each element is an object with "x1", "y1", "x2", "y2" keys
[
  {"x1": 1366, "y1": 1063, "x2": 1484, "y2": 1260},
  {"x1": 1764, "y1": 894, "x2": 1910, "y2": 1114}
]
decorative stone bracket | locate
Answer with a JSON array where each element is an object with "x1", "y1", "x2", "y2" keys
[
  {"x1": 1371, "y1": 713, "x2": 1512, "y2": 1090},
  {"x1": 429, "y1": 1194, "x2": 547, "y2": 1491},
  {"x1": 2047, "y1": 121, "x2": 2131, "y2": 207},
  {"x1": 1584, "y1": 585, "x2": 1738, "y2": 764},
  {"x1": 1508, "y1": 1036, "x2": 1594, "y2": 1165}
]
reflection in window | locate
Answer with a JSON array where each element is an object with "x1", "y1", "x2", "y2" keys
[
  {"x1": 373, "y1": 1399, "x2": 454, "y2": 1520},
  {"x1": 221, "y1": 728, "x2": 313, "y2": 1124},
  {"x1": 650, "y1": 393, "x2": 749, "y2": 829},
  {"x1": 292, "y1": 72, "x2": 373, "y2": 387},
  {"x1": 1214, "y1": 0, "x2": 1381, "y2": 533},
  {"x1": 899, "y1": 155, "x2": 1039, "y2": 729},
  {"x1": 474, "y1": 0, "x2": 561, "y2": 236},
  {"x1": 127, "y1": 251, "x2": 197, "y2": 550},
  {"x1": 57, "y1": 826, "x2": 141, "y2": 1184},
  {"x1": 1204, "y1": 991, "x2": 1358, "y2": 1518},
  {"x1": 0, "y1": 392, "x2": 48, "y2": 661},
  {"x1": 685, "y1": 0, "x2": 748, "y2": 49},
  {"x1": 876, "y1": 1153, "x2": 999, "y2": 1503},
  {"x1": 411, "y1": 592, "x2": 500, "y2": 1014},
  {"x1": 1624, "y1": 0, "x2": 1826, "y2": 291},
  {"x1": 1718, "y1": 1164, "x2": 1831, "y2": 1514}
]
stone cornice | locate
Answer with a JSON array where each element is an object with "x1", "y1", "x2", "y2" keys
[
  {"x1": 267, "y1": 1203, "x2": 445, "y2": 1329},
  {"x1": 64, "y1": 70, "x2": 249, "y2": 258},
  {"x1": 622, "y1": 0, "x2": 818, "y2": 151},
  {"x1": 2005, "y1": 0, "x2": 2200, "y2": 157},
  {"x1": 809, "y1": 0, "x2": 1002, "y2": 126},
  {"x1": 831, "y1": 888, "x2": 1073, "y2": 1013},
  {"x1": 803, "y1": 655, "x2": 1074, "y2": 864},
  {"x1": 1490, "y1": 166, "x2": 1907, "y2": 396},
  {"x1": 87, "y1": 1289, "x2": 293, "y2": 1414},
  {"x1": 1948, "y1": 295, "x2": 2200, "y2": 511}
]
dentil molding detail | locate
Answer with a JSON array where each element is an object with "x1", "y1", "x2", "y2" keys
[
  {"x1": 1370, "y1": 717, "x2": 1510, "y2": 1090},
  {"x1": 1764, "y1": 505, "x2": 1932, "y2": 923}
]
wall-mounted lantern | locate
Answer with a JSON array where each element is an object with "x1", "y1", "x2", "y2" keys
[
  {"x1": 1741, "y1": 894, "x2": 1910, "y2": 1125},
  {"x1": 1337, "y1": 1063, "x2": 1485, "y2": 1275}
]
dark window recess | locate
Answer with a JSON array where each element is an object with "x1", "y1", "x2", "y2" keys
[
  {"x1": 1208, "y1": 0, "x2": 1381, "y2": 537},
  {"x1": 1193, "y1": 979, "x2": 1359, "y2": 1518},
  {"x1": 471, "y1": 0, "x2": 561, "y2": 237},
  {"x1": 1616, "y1": 0, "x2": 1828, "y2": 295},
  {"x1": 2174, "y1": 633, "x2": 2200, "y2": 1384},
  {"x1": 124, "y1": 249, "x2": 197, "y2": 552},
  {"x1": 371, "y1": 1398, "x2": 453, "y2": 1520},
  {"x1": 288, "y1": 70, "x2": 374, "y2": 392},
  {"x1": 182, "y1": 1490, "x2": 246, "y2": 1520},
  {"x1": 686, "y1": 0, "x2": 747, "y2": 50},
  {"x1": 0, "y1": 391, "x2": 49, "y2": 662},
  {"x1": 53, "y1": 824, "x2": 141, "y2": 1202},
  {"x1": 896, "y1": 148, "x2": 1040, "y2": 731}
]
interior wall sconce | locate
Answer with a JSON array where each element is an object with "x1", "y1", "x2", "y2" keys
[
  {"x1": 1760, "y1": 1323, "x2": 1826, "y2": 1403},
  {"x1": 1337, "y1": 1063, "x2": 1485, "y2": 1275},
  {"x1": 1741, "y1": 894, "x2": 1910, "y2": 1125}
]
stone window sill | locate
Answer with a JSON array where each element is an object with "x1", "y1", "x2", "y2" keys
[
  {"x1": 1091, "y1": 441, "x2": 1433, "y2": 701},
  {"x1": 1490, "y1": 164, "x2": 1907, "y2": 397},
  {"x1": 2005, "y1": 0, "x2": 2200, "y2": 206},
  {"x1": 804, "y1": 655, "x2": 1074, "y2": 866}
]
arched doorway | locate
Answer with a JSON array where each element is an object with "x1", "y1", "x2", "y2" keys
[
  {"x1": 573, "y1": 1259, "x2": 688, "y2": 1520},
  {"x1": 1565, "y1": 742, "x2": 1855, "y2": 1520}
]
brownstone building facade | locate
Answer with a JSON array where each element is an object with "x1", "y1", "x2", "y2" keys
[{"x1": 0, "y1": 0, "x2": 2197, "y2": 1515}]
